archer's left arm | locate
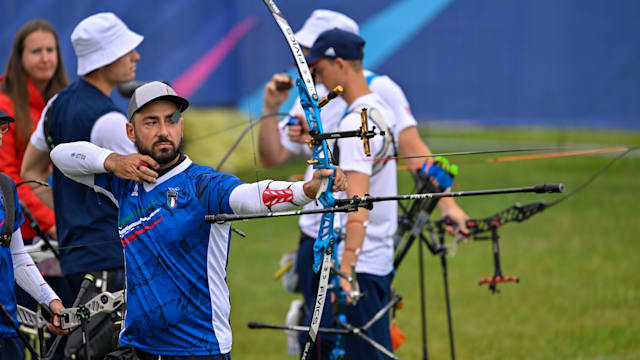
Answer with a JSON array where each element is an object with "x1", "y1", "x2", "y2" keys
[
  {"x1": 10, "y1": 229, "x2": 62, "y2": 308},
  {"x1": 228, "y1": 168, "x2": 347, "y2": 215},
  {"x1": 10, "y1": 229, "x2": 67, "y2": 334}
]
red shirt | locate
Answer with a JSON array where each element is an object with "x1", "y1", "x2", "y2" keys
[{"x1": 0, "y1": 75, "x2": 56, "y2": 238}]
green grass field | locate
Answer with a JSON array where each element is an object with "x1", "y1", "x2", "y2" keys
[{"x1": 184, "y1": 110, "x2": 640, "y2": 359}]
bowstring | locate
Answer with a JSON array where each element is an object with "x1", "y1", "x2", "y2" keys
[
  {"x1": 245, "y1": 87, "x2": 270, "y2": 243},
  {"x1": 189, "y1": 112, "x2": 290, "y2": 144},
  {"x1": 11, "y1": 238, "x2": 122, "y2": 257},
  {"x1": 546, "y1": 146, "x2": 639, "y2": 209}
]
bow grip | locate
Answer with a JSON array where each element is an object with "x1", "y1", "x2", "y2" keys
[
  {"x1": 533, "y1": 183, "x2": 565, "y2": 193},
  {"x1": 317, "y1": 177, "x2": 329, "y2": 200}
]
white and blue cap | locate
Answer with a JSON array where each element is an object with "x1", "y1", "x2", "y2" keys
[
  {"x1": 127, "y1": 81, "x2": 189, "y2": 121},
  {"x1": 295, "y1": 9, "x2": 359, "y2": 48},
  {"x1": 306, "y1": 28, "x2": 365, "y2": 65},
  {"x1": 71, "y1": 12, "x2": 143, "y2": 76}
]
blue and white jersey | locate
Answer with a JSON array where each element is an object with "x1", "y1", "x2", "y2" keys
[
  {"x1": 0, "y1": 177, "x2": 24, "y2": 337},
  {"x1": 94, "y1": 158, "x2": 244, "y2": 355},
  {"x1": 50, "y1": 142, "x2": 316, "y2": 355}
]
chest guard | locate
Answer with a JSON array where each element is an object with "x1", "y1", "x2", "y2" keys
[{"x1": 330, "y1": 104, "x2": 396, "y2": 176}]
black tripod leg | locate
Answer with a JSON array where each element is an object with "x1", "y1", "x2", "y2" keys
[
  {"x1": 361, "y1": 295, "x2": 403, "y2": 331},
  {"x1": 81, "y1": 317, "x2": 90, "y2": 360},
  {"x1": 41, "y1": 335, "x2": 63, "y2": 360},
  {"x1": 394, "y1": 233, "x2": 416, "y2": 269},
  {"x1": 439, "y1": 250, "x2": 456, "y2": 360},
  {"x1": 340, "y1": 321, "x2": 400, "y2": 360},
  {"x1": 418, "y1": 232, "x2": 429, "y2": 360}
]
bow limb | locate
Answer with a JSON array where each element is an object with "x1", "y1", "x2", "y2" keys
[{"x1": 262, "y1": 1, "x2": 340, "y2": 358}]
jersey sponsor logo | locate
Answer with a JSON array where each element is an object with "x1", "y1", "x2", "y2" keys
[{"x1": 131, "y1": 183, "x2": 139, "y2": 197}]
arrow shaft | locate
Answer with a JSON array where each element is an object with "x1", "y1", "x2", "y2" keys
[{"x1": 486, "y1": 146, "x2": 628, "y2": 163}]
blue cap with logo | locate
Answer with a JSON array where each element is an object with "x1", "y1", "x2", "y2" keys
[{"x1": 306, "y1": 28, "x2": 365, "y2": 65}]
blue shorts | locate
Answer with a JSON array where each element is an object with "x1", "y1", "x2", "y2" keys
[{"x1": 343, "y1": 272, "x2": 393, "y2": 360}]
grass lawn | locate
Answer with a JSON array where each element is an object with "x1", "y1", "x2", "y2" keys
[{"x1": 184, "y1": 111, "x2": 640, "y2": 359}]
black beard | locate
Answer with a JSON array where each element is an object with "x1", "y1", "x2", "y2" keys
[{"x1": 136, "y1": 136, "x2": 183, "y2": 165}]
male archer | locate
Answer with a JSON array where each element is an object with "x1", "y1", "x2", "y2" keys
[
  {"x1": 49, "y1": 82, "x2": 347, "y2": 359},
  {"x1": 300, "y1": 28, "x2": 400, "y2": 360}
]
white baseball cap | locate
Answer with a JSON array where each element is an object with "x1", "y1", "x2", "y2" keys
[
  {"x1": 294, "y1": 9, "x2": 359, "y2": 48},
  {"x1": 71, "y1": 12, "x2": 143, "y2": 76}
]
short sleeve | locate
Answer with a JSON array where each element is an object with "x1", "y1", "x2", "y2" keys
[
  {"x1": 370, "y1": 76, "x2": 417, "y2": 134},
  {"x1": 336, "y1": 114, "x2": 375, "y2": 176},
  {"x1": 30, "y1": 95, "x2": 58, "y2": 152}
]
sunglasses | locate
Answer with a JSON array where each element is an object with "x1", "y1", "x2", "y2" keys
[{"x1": 0, "y1": 120, "x2": 10, "y2": 134}]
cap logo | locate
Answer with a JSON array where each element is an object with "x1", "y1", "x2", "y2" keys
[
  {"x1": 324, "y1": 47, "x2": 336, "y2": 57},
  {"x1": 165, "y1": 86, "x2": 170, "y2": 95}
]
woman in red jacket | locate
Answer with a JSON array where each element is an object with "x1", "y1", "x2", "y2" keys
[{"x1": 0, "y1": 20, "x2": 68, "y2": 240}]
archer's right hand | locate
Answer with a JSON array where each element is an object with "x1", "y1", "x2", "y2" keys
[
  {"x1": 286, "y1": 114, "x2": 311, "y2": 144},
  {"x1": 104, "y1": 153, "x2": 159, "y2": 183},
  {"x1": 263, "y1": 73, "x2": 293, "y2": 112}
]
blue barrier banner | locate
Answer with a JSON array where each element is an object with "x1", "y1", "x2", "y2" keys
[{"x1": 1, "y1": 0, "x2": 638, "y2": 129}]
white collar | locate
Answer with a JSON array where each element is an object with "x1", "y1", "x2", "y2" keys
[{"x1": 143, "y1": 156, "x2": 193, "y2": 192}]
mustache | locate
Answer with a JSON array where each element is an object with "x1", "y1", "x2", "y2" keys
[{"x1": 153, "y1": 137, "x2": 175, "y2": 147}]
